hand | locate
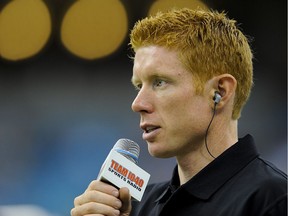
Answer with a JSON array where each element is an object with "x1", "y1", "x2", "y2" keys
[{"x1": 71, "y1": 180, "x2": 132, "y2": 216}]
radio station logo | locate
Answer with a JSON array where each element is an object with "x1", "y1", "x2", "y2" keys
[{"x1": 108, "y1": 159, "x2": 144, "y2": 191}]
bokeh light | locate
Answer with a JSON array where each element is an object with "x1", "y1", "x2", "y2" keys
[
  {"x1": 0, "y1": 0, "x2": 51, "y2": 61},
  {"x1": 148, "y1": 0, "x2": 208, "y2": 15},
  {"x1": 60, "y1": 0, "x2": 128, "y2": 60}
]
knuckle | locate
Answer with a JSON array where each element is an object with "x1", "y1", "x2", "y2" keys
[
  {"x1": 70, "y1": 207, "x2": 78, "y2": 216},
  {"x1": 85, "y1": 202, "x2": 99, "y2": 213},
  {"x1": 86, "y1": 190, "x2": 98, "y2": 200},
  {"x1": 73, "y1": 194, "x2": 82, "y2": 206},
  {"x1": 88, "y1": 180, "x2": 99, "y2": 189}
]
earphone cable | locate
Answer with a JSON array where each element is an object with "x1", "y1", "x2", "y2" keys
[{"x1": 204, "y1": 102, "x2": 217, "y2": 159}]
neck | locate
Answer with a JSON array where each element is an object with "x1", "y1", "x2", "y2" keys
[
  {"x1": 177, "y1": 119, "x2": 238, "y2": 185},
  {"x1": 176, "y1": 152, "x2": 210, "y2": 185}
]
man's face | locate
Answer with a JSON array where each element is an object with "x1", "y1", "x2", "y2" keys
[{"x1": 131, "y1": 46, "x2": 211, "y2": 158}]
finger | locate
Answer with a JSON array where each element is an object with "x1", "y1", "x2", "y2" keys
[
  {"x1": 71, "y1": 202, "x2": 120, "y2": 216},
  {"x1": 119, "y1": 187, "x2": 132, "y2": 214},
  {"x1": 87, "y1": 180, "x2": 119, "y2": 197},
  {"x1": 74, "y1": 190, "x2": 122, "y2": 209}
]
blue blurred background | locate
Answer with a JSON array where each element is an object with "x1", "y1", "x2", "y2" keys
[{"x1": 0, "y1": 0, "x2": 286, "y2": 215}]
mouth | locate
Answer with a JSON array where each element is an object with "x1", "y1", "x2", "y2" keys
[
  {"x1": 140, "y1": 123, "x2": 161, "y2": 141},
  {"x1": 144, "y1": 126, "x2": 160, "y2": 133},
  {"x1": 141, "y1": 124, "x2": 161, "y2": 134}
]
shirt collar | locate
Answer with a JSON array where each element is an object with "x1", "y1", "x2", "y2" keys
[{"x1": 156, "y1": 134, "x2": 259, "y2": 202}]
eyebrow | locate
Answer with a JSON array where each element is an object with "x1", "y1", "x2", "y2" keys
[{"x1": 131, "y1": 73, "x2": 170, "y2": 86}]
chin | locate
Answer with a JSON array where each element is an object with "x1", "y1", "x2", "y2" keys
[{"x1": 148, "y1": 146, "x2": 173, "y2": 158}]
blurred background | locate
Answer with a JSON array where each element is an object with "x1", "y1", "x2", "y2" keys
[{"x1": 0, "y1": 0, "x2": 286, "y2": 215}]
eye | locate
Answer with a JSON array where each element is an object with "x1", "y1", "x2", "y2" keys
[
  {"x1": 153, "y1": 79, "x2": 167, "y2": 88},
  {"x1": 134, "y1": 83, "x2": 142, "y2": 91}
]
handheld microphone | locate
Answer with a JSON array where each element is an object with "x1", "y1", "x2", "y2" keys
[{"x1": 97, "y1": 139, "x2": 150, "y2": 202}]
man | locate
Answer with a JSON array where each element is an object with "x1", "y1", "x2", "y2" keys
[{"x1": 71, "y1": 8, "x2": 287, "y2": 216}]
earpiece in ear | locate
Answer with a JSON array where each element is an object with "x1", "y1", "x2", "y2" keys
[{"x1": 213, "y1": 91, "x2": 222, "y2": 104}]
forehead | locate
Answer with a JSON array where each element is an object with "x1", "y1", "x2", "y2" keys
[
  {"x1": 134, "y1": 45, "x2": 180, "y2": 68},
  {"x1": 132, "y1": 46, "x2": 187, "y2": 81}
]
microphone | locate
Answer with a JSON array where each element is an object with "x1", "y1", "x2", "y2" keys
[{"x1": 97, "y1": 138, "x2": 150, "y2": 202}]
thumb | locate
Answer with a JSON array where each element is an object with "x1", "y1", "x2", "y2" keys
[{"x1": 119, "y1": 187, "x2": 132, "y2": 216}]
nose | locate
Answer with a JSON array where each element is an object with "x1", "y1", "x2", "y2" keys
[{"x1": 131, "y1": 89, "x2": 153, "y2": 113}]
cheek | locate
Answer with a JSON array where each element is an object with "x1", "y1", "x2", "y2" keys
[
  {"x1": 166, "y1": 94, "x2": 195, "y2": 116},
  {"x1": 168, "y1": 98, "x2": 208, "y2": 131},
  {"x1": 160, "y1": 97, "x2": 195, "y2": 129},
  {"x1": 157, "y1": 89, "x2": 206, "y2": 125},
  {"x1": 161, "y1": 100, "x2": 190, "y2": 122}
]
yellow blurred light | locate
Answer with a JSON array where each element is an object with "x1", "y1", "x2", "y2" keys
[
  {"x1": 61, "y1": 0, "x2": 128, "y2": 60},
  {"x1": 0, "y1": 0, "x2": 51, "y2": 61},
  {"x1": 148, "y1": 0, "x2": 209, "y2": 15}
]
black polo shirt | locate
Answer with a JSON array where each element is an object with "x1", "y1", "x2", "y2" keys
[{"x1": 131, "y1": 135, "x2": 287, "y2": 216}]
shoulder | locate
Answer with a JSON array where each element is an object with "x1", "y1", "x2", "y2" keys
[
  {"x1": 243, "y1": 157, "x2": 287, "y2": 215},
  {"x1": 253, "y1": 157, "x2": 287, "y2": 186},
  {"x1": 236, "y1": 156, "x2": 287, "y2": 196},
  {"x1": 254, "y1": 158, "x2": 286, "y2": 198}
]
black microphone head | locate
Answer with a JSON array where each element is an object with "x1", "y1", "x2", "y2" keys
[{"x1": 113, "y1": 138, "x2": 140, "y2": 164}]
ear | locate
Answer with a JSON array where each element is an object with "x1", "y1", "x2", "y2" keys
[{"x1": 210, "y1": 74, "x2": 237, "y2": 108}]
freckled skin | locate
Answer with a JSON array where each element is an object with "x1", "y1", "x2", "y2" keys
[{"x1": 131, "y1": 45, "x2": 211, "y2": 159}]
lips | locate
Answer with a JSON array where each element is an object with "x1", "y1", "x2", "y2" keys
[
  {"x1": 141, "y1": 124, "x2": 160, "y2": 132},
  {"x1": 141, "y1": 124, "x2": 161, "y2": 141},
  {"x1": 145, "y1": 126, "x2": 159, "y2": 133}
]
